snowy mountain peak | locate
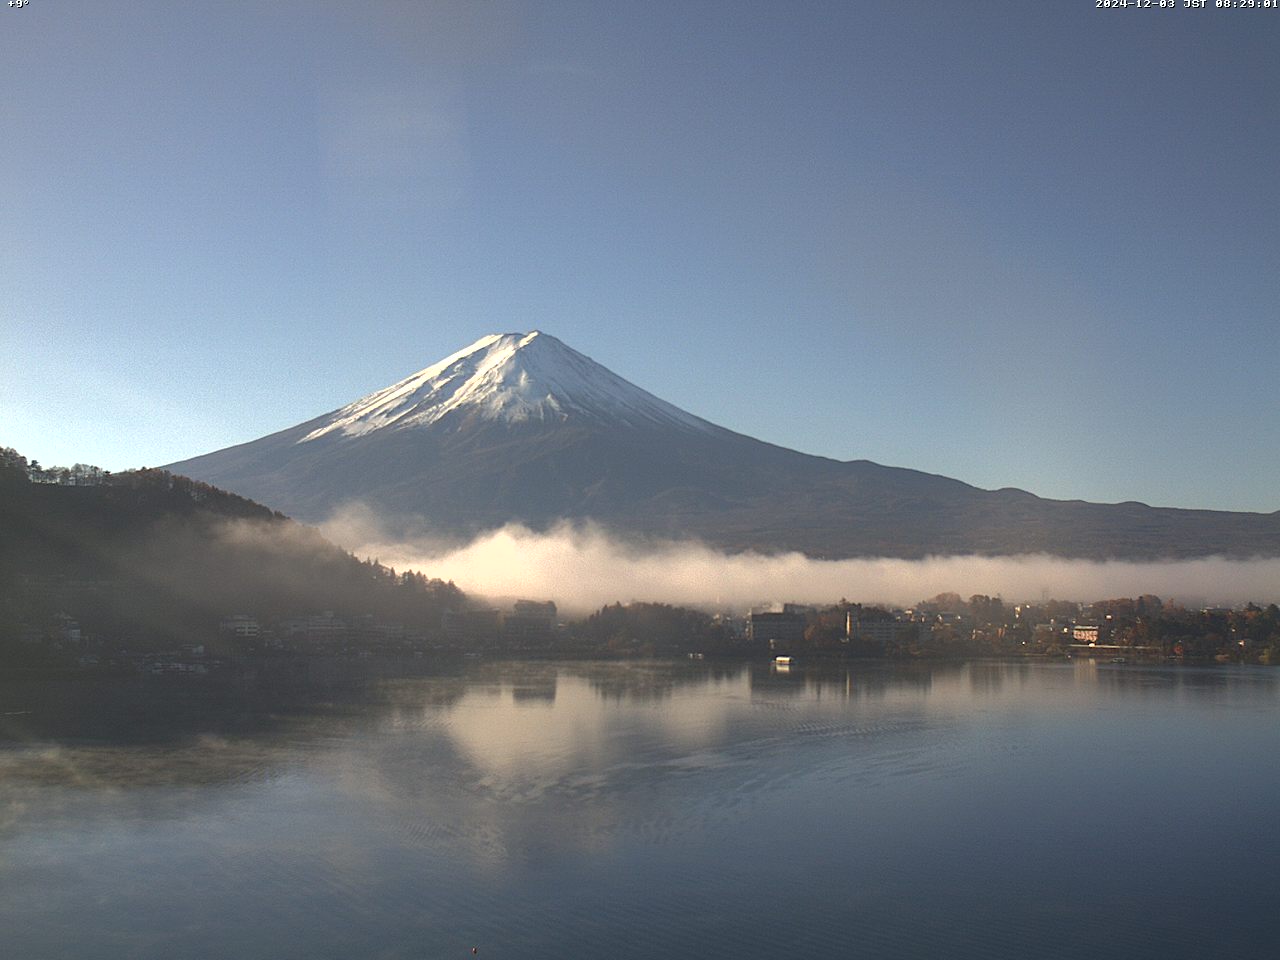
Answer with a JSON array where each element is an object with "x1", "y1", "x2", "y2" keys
[{"x1": 298, "y1": 331, "x2": 717, "y2": 443}]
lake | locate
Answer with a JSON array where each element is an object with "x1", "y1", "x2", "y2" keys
[{"x1": 2, "y1": 659, "x2": 1277, "y2": 959}]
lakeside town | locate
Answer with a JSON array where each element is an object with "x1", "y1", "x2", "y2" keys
[{"x1": 10, "y1": 583, "x2": 1280, "y2": 680}]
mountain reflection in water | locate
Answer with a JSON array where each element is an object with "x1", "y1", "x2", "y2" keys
[{"x1": 2, "y1": 660, "x2": 1277, "y2": 960}]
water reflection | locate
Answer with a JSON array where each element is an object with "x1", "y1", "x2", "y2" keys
[{"x1": 2, "y1": 661, "x2": 1278, "y2": 960}]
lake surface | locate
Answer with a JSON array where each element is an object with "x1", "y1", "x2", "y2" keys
[{"x1": 2, "y1": 660, "x2": 1278, "y2": 959}]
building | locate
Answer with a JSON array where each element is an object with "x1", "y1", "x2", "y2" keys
[
  {"x1": 847, "y1": 618, "x2": 930, "y2": 648},
  {"x1": 277, "y1": 612, "x2": 349, "y2": 648},
  {"x1": 1072, "y1": 624, "x2": 1100, "y2": 644},
  {"x1": 504, "y1": 600, "x2": 558, "y2": 644},
  {"x1": 219, "y1": 614, "x2": 261, "y2": 640},
  {"x1": 747, "y1": 610, "x2": 806, "y2": 647}
]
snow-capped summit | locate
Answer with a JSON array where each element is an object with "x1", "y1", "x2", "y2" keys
[
  {"x1": 299, "y1": 331, "x2": 716, "y2": 443},
  {"x1": 164, "y1": 331, "x2": 1280, "y2": 559}
]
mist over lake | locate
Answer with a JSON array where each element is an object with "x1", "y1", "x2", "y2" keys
[{"x1": 3, "y1": 659, "x2": 1277, "y2": 960}]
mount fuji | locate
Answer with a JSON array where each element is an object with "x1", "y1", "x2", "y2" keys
[{"x1": 166, "y1": 332, "x2": 1280, "y2": 559}]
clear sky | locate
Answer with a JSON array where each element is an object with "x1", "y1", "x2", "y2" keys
[{"x1": 2, "y1": 1, "x2": 1276, "y2": 512}]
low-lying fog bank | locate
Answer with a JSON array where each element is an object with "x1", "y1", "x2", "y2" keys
[{"x1": 321, "y1": 508, "x2": 1280, "y2": 614}]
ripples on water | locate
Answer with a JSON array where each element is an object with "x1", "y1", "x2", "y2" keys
[{"x1": 1, "y1": 661, "x2": 1277, "y2": 959}]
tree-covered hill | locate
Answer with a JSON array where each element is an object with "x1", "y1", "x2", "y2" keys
[{"x1": 0, "y1": 446, "x2": 463, "y2": 655}]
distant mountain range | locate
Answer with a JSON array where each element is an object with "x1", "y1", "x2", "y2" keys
[{"x1": 166, "y1": 332, "x2": 1280, "y2": 560}]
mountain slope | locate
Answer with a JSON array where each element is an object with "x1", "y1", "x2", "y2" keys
[
  {"x1": 0, "y1": 456, "x2": 463, "y2": 651},
  {"x1": 166, "y1": 332, "x2": 1280, "y2": 560}
]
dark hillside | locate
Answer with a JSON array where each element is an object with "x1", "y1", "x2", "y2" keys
[{"x1": 0, "y1": 448, "x2": 462, "y2": 656}]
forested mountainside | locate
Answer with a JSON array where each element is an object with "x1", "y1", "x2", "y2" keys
[{"x1": 0, "y1": 447, "x2": 462, "y2": 657}]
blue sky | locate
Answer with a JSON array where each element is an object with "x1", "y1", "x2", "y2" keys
[{"x1": 2, "y1": 1, "x2": 1276, "y2": 512}]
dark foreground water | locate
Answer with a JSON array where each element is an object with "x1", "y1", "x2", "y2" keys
[{"x1": 2, "y1": 660, "x2": 1278, "y2": 959}]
